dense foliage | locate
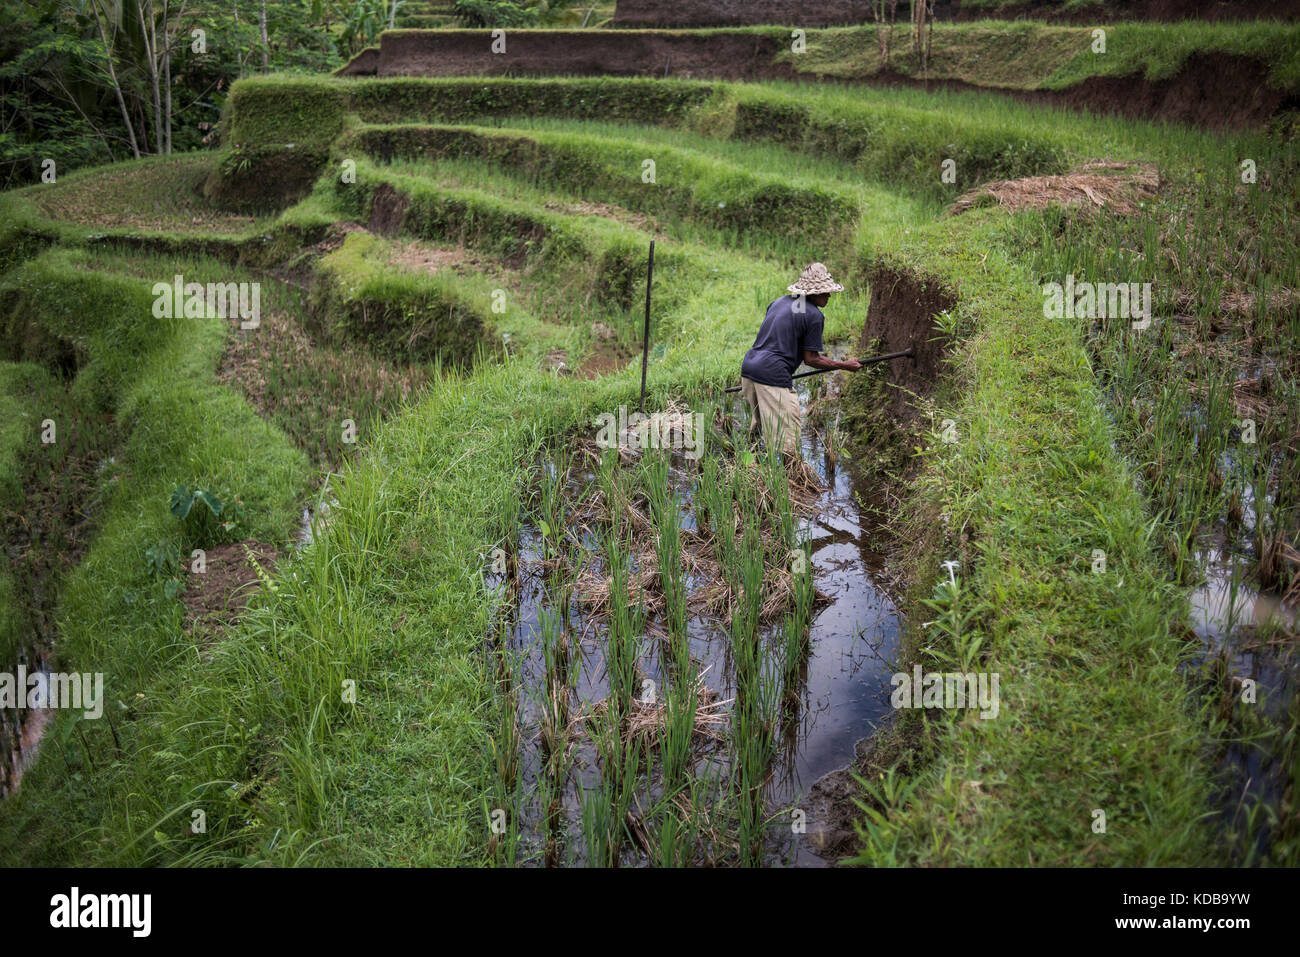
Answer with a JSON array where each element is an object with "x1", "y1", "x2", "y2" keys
[{"x1": 0, "y1": 0, "x2": 354, "y2": 189}]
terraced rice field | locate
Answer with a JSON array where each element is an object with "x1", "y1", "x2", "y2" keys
[{"x1": 0, "y1": 31, "x2": 1297, "y2": 875}]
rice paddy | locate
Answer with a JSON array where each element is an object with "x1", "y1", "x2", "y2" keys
[{"x1": 0, "y1": 17, "x2": 1297, "y2": 876}]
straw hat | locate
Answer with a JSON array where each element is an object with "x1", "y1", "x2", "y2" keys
[{"x1": 788, "y1": 262, "x2": 844, "y2": 295}]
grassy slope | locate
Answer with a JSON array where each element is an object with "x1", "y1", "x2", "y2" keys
[
  {"x1": 779, "y1": 21, "x2": 1300, "y2": 92},
  {"x1": 0, "y1": 249, "x2": 311, "y2": 863},
  {"x1": 849, "y1": 213, "x2": 1216, "y2": 864}
]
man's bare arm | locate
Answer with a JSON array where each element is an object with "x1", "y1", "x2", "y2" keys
[{"x1": 803, "y1": 350, "x2": 862, "y2": 372}]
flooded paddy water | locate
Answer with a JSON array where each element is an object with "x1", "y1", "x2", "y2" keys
[
  {"x1": 486, "y1": 380, "x2": 905, "y2": 866},
  {"x1": 1190, "y1": 545, "x2": 1300, "y2": 857}
]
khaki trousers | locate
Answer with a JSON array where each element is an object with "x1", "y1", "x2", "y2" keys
[{"x1": 740, "y1": 377, "x2": 801, "y2": 455}]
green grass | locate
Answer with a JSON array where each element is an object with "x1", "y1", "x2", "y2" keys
[
  {"x1": 341, "y1": 75, "x2": 1072, "y2": 201},
  {"x1": 999, "y1": 133, "x2": 1300, "y2": 863},
  {"x1": 348, "y1": 121, "x2": 861, "y2": 259},
  {"x1": 781, "y1": 21, "x2": 1300, "y2": 92},
  {"x1": 0, "y1": 148, "x2": 845, "y2": 864},
  {"x1": 843, "y1": 210, "x2": 1220, "y2": 865},
  {"x1": 310, "y1": 230, "x2": 491, "y2": 362},
  {"x1": 0, "y1": 247, "x2": 312, "y2": 862},
  {"x1": 0, "y1": 361, "x2": 60, "y2": 664}
]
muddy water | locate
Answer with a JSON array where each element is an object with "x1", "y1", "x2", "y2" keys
[{"x1": 495, "y1": 382, "x2": 903, "y2": 866}]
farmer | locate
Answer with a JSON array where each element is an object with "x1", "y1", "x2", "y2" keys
[{"x1": 740, "y1": 262, "x2": 861, "y2": 458}]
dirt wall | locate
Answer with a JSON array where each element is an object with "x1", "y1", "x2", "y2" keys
[
  {"x1": 871, "y1": 50, "x2": 1293, "y2": 131},
  {"x1": 371, "y1": 29, "x2": 797, "y2": 81},
  {"x1": 856, "y1": 264, "x2": 957, "y2": 418},
  {"x1": 950, "y1": 0, "x2": 1300, "y2": 23}
]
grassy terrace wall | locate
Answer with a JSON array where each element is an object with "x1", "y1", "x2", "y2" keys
[
  {"x1": 848, "y1": 213, "x2": 1217, "y2": 864},
  {"x1": 0, "y1": 364, "x2": 50, "y2": 667},
  {"x1": 339, "y1": 76, "x2": 1071, "y2": 200},
  {"x1": 346, "y1": 123, "x2": 859, "y2": 251},
  {"x1": 308, "y1": 231, "x2": 490, "y2": 363},
  {"x1": 202, "y1": 78, "x2": 349, "y2": 211},
  {"x1": 1, "y1": 71, "x2": 1287, "y2": 864}
]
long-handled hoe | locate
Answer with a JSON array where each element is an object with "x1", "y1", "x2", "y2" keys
[{"x1": 722, "y1": 347, "x2": 916, "y2": 394}]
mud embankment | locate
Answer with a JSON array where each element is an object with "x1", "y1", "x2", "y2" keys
[
  {"x1": 345, "y1": 29, "x2": 798, "y2": 81},
  {"x1": 870, "y1": 50, "x2": 1293, "y2": 131},
  {"x1": 949, "y1": 0, "x2": 1300, "y2": 23},
  {"x1": 339, "y1": 32, "x2": 1293, "y2": 131},
  {"x1": 798, "y1": 265, "x2": 955, "y2": 860},
  {"x1": 856, "y1": 264, "x2": 957, "y2": 420}
]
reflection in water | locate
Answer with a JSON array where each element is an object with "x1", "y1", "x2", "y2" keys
[{"x1": 1190, "y1": 546, "x2": 1299, "y2": 854}]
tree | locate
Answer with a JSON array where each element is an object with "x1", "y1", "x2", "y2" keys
[
  {"x1": 911, "y1": 0, "x2": 935, "y2": 77},
  {"x1": 871, "y1": 0, "x2": 898, "y2": 69},
  {"x1": 0, "y1": 0, "x2": 344, "y2": 187}
]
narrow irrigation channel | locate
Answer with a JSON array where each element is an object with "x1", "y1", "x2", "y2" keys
[
  {"x1": 484, "y1": 379, "x2": 904, "y2": 866},
  {"x1": 0, "y1": 382, "x2": 106, "y2": 799},
  {"x1": 0, "y1": 642, "x2": 52, "y2": 797}
]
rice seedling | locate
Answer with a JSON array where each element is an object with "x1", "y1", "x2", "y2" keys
[
  {"x1": 642, "y1": 450, "x2": 688, "y2": 646},
  {"x1": 601, "y1": 530, "x2": 646, "y2": 715}
]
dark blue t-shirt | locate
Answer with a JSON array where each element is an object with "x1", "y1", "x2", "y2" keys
[{"x1": 741, "y1": 295, "x2": 825, "y2": 389}]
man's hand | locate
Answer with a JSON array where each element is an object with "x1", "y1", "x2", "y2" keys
[{"x1": 803, "y1": 351, "x2": 862, "y2": 372}]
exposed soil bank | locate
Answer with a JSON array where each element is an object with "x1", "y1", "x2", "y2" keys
[
  {"x1": 340, "y1": 32, "x2": 1292, "y2": 130},
  {"x1": 346, "y1": 29, "x2": 798, "y2": 82},
  {"x1": 613, "y1": 0, "x2": 1300, "y2": 26},
  {"x1": 181, "y1": 541, "x2": 279, "y2": 641},
  {"x1": 873, "y1": 51, "x2": 1293, "y2": 131},
  {"x1": 856, "y1": 265, "x2": 957, "y2": 419},
  {"x1": 0, "y1": 384, "x2": 112, "y2": 798}
]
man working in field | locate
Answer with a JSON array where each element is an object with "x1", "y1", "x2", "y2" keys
[{"x1": 740, "y1": 262, "x2": 861, "y2": 459}]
